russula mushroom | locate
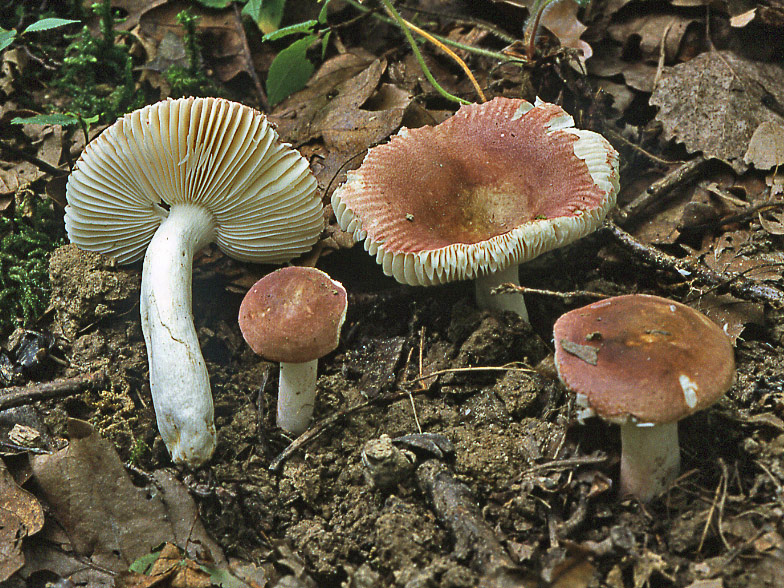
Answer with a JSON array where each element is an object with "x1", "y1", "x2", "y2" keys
[
  {"x1": 331, "y1": 97, "x2": 619, "y2": 321},
  {"x1": 64, "y1": 97, "x2": 324, "y2": 466},
  {"x1": 238, "y1": 266, "x2": 348, "y2": 435},
  {"x1": 553, "y1": 294, "x2": 735, "y2": 502}
]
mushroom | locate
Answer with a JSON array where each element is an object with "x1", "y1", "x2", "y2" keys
[
  {"x1": 331, "y1": 97, "x2": 619, "y2": 321},
  {"x1": 64, "y1": 97, "x2": 324, "y2": 466},
  {"x1": 238, "y1": 266, "x2": 348, "y2": 435},
  {"x1": 553, "y1": 294, "x2": 735, "y2": 502}
]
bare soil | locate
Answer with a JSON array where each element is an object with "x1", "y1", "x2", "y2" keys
[{"x1": 40, "y1": 234, "x2": 784, "y2": 587}]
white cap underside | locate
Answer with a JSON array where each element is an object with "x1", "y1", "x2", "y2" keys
[{"x1": 65, "y1": 97, "x2": 323, "y2": 264}]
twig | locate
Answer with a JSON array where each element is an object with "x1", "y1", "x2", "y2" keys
[
  {"x1": 492, "y1": 283, "x2": 607, "y2": 302},
  {"x1": 520, "y1": 454, "x2": 608, "y2": 476},
  {"x1": 405, "y1": 364, "x2": 535, "y2": 385},
  {"x1": 268, "y1": 387, "x2": 428, "y2": 471},
  {"x1": 0, "y1": 370, "x2": 106, "y2": 411},
  {"x1": 416, "y1": 459, "x2": 528, "y2": 585},
  {"x1": 269, "y1": 361, "x2": 536, "y2": 471},
  {"x1": 400, "y1": 18, "x2": 486, "y2": 102},
  {"x1": 379, "y1": 0, "x2": 470, "y2": 105},
  {"x1": 344, "y1": 0, "x2": 520, "y2": 61},
  {"x1": 602, "y1": 127, "x2": 678, "y2": 166},
  {"x1": 603, "y1": 221, "x2": 784, "y2": 306},
  {"x1": 233, "y1": 3, "x2": 269, "y2": 111},
  {"x1": 0, "y1": 140, "x2": 68, "y2": 177},
  {"x1": 615, "y1": 155, "x2": 711, "y2": 225}
]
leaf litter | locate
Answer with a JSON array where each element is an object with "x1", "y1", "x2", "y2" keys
[{"x1": 4, "y1": 1, "x2": 784, "y2": 587}]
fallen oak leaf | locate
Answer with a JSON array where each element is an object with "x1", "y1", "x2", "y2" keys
[{"x1": 0, "y1": 458, "x2": 44, "y2": 581}]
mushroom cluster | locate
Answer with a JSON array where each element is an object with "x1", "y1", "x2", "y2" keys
[
  {"x1": 331, "y1": 97, "x2": 620, "y2": 321},
  {"x1": 64, "y1": 97, "x2": 324, "y2": 466},
  {"x1": 553, "y1": 294, "x2": 735, "y2": 502}
]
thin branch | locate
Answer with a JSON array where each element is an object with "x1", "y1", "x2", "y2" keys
[
  {"x1": 379, "y1": 0, "x2": 470, "y2": 105},
  {"x1": 344, "y1": 0, "x2": 520, "y2": 61},
  {"x1": 615, "y1": 156, "x2": 711, "y2": 225},
  {"x1": 0, "y1": 370, "x2": 106, "y2": 411},
  {"x1": 492, "y1": 283, "x2": 608, "y2": 302},
  {"x1": 604, "y1": 221, "x2": 784, "y2": 306},
  {"x1": 401, "y1": 17, "x2": 486, "y2": 102},
  {"x1": 233, "y1": 3, "x2": 269, "y2": 111}
]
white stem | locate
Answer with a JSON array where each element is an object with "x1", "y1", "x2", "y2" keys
[
  {"x1": 619, "y1": 421, "x2": 680, "y2": 502},
  {"x1": 277, "y1": 360, "x2": 318, "y2": 435},
  {"x1": 474, "y1": 265, "x2": 529, "y2": 322},
  {"x1": 140, "y1": 203, "x2": 217, "y2": 466}
]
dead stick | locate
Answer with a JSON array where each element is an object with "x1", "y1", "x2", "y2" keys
[
  {"x1": 416, "y1": 460, "x2": 530, "y2": 586},
  {"x1": 604, "y1": 222, "x2": 784, "y2": 306},
  {"x1": 233, "y1": 3, "x2": 269, "y2": 112},
  {"x1": 615, "y1": 155, "x2": 710, "y2": 225},
  {"x1": 0, "y1": 370, "x2": 106, "y2": 411}
]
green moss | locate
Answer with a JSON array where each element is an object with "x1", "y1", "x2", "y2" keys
[
  {"x1": 164, "y1": 9, "x2": 224, "y2": 98},
  {"x1": 0, "y1": 193, "x2": 64, "y2": 335},
  {"x1": 53, "y1": 0, "x2": 143, "y2": 121}
]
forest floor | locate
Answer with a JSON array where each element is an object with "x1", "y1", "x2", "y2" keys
[{"x1": 2, "y1": 1, "x2": 784, "y2": 587}]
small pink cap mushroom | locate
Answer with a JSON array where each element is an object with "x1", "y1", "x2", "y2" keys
[
  {"x1": 553, "y1": 294, "x2": 735, "y2": 501},
  {"x1": 239, "y1": 266, "x2": 348, "y2": 434},
  {"x1": 331, "y1": 97, "x2": 619, "y2": 321}
]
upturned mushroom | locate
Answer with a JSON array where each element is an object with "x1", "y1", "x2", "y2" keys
[
  {"x1": 553, "y1": 294, "x2": 735, "y2": 502},
  {"x1": 331, "y1": 97, "x2": 619, "y2": 321},
  {"x1": 64, "y1": 97, "x2": 324, "y2": 466},
  {"x1": 238, "y1": 266, "x2": 348, "y2": 435}
]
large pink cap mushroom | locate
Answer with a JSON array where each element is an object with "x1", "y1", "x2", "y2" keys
[
  {"x1": 553, "y1": 294, "x2": 735, "y2": 502},
  {"x1": 331, "y1": 97, "x2": 619, "y2": 321},
  {"x1": 239, "y1": 266, "x2": 348, "y2": 435}
]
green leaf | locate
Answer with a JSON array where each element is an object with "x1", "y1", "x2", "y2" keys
[
  {"x1": 262, "y1": 19, "x2": 317, "y2": 42},
  {"x1": 0, "y1": 28, "x2": 17, "y2": 52},
  {"x1": 11, "y1": 113, "x2": 81, "y2": 126},
  {"x1": 129, "y1": 550, "x2": 163, "y2": 575},
  {"x1": 241, "y1": 0, "x2": 262, "y2": 21},
  {"x1": 317, "y1": 0, "x2": 331, "y2": 24},
  {"x1": 321, "y1": 29, "x2": 331, "y2": 60},
  {"x1": 256, "y1": 0, "x2": 286, "y2": 34},
  {"x1": 200, "y1": 565, "x2": 252, "y2": 588},
  {"x1": 22, "y1": 18, "x2": 80, "y2": 34},
  {"x1": 266, "y1": 34, "x2": 316, "y2": 105}
]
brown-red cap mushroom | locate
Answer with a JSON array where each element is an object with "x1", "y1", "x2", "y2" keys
[
  {"x1": 553, "y1": 294, "x2": 735, "y2": 502},
  {"x1": 238, "y1": 266, "x2": 348, "y2": 435},
  {"x1": 331, "y1": 97, "x2": 619, "y2": 321}
]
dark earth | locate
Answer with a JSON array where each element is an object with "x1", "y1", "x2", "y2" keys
[{"x1": 3, "y1": 0, "x2": 784, "y2": 587}]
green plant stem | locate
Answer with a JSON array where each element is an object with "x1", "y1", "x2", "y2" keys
[
  {"x1": 345, "y1": 0, "x2": 520, "y2": 63},
  {"x1": 378, "y1": 0, "x2": 469, "y2": 105}
]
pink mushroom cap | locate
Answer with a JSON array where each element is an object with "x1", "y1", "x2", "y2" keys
[{"x1": 238, "y1": 267, "x2": 348, "y2": 364}]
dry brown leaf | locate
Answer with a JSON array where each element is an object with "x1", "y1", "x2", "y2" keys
[
  {"x1": 650, "y1": 51, "x2": 784, "y2": 169},
  {"x1": 138, "y1": 0, "x2": 251, "y2": 83},
  {"x1": 30, "y1": 419, "x2": 226, "y2": 573},
  {"x1": 540, "y1": 0, "x2": 591, "y2": 61},
  {"x1": 100, "y1": 0, "x2": 169, "y2": 32},
  {"x1": 0, "y1": 458, "x2": 44, "y2": 581},
  {"x1": 633, "y1": 550, "x2": 668, "y2": 588},
  {"x1": 744, "y1": 121, "x2": 784, "y2": 169},
  {"x1": 758, "y1": 207, "x2": 784, "y2": 235},
  {"x1": 607, "y1": 13, "x2": 699, "y2": 63},
  {"x1": 268, "y1": 51, "x2": 377, "y2": 144},
  {"x1": 701, "y1": 230, "x2": 784, "y2": 282},
  {"x1": 692, "y1": 292, "x2": 764, "y2": 344}
]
